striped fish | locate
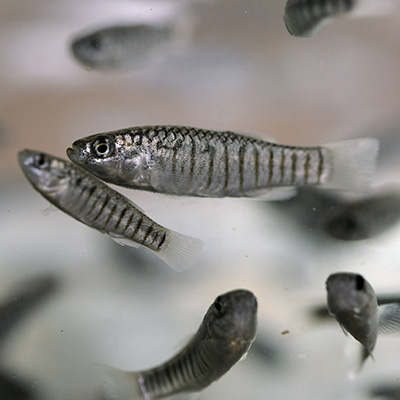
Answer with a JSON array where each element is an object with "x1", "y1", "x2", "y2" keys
[
  {"x1": 67, "y1": 125, "x2": 378, "y2": 199},
  {"x1": 284, "y1": 0, "x2": 394, "y2": 38},
  {"x1": 18, "y1": 150, "x2": 203, "y2": 272},
  {"x1": 99, "y1": 289, "x2": 258, "y2": 399}
]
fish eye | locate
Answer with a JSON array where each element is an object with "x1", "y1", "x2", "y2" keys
[
  {"x1": 92, "y1": 137, "x2": 114, "y2": 158},
  {"x1": 213, "y1": 296, "x2": 225, "y2": 318},
  {"x1": 33, "y1": 153, "x2": 48, "y2": 169},
  {"x1": 355, "y1": 274, "x2": 365, "y2": 291},
  {"x1": 88, "y1": 36, "x2": 101, "y2": 50}
]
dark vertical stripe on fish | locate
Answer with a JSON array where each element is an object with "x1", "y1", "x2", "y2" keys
[
  {"x1": 280, "y1": 148, "x2": 286, "y2": 184},
  {"x1": 157, "y1": 232, "x2": 167, "y2": 250},
  {"x1": 317, "y1": 148, "x2": 324, "y2": 184},
  {"x1": 131, "y1": 217, "x2": 143, "y2": 239},
  {"x1": 93, "y1": 194, "x2": 110, "y2": 222},
  {"x1": 103, "y1": 203, "x2": 117, "y2": 229},
  {"x1": 304, "y1": 152, "x2": 310, "y2": 184},
  {"x1": 114, "y1": 206, "x2": 128, "y2": 230},
  {"x1": 142, "y1": 224, "x2": 153, "y2": 243},
  {"x1": 239, "y1": 145, "x2": 245, "y2": 193},
  {"x1": 189, "y1": 137, "x2": 196, "y2": 191},
  {"x1": 206, "y1": 146, "x2": 215, "y2": 192},
  {"x1": 291, "y1": 152, "x2": 297, "y2": 184},
  {"x1": 122, "y1": 213, "x2": 134, "y2": 234},
  {"x1": 78, "y1": 185, "x2": 97, "y2": 212},
  {"x1": 224, "y1": 141, "x2": 229, "y2": 194},
  {"x1": 254, "y1": 146, "x2": 259, "y2": 188},
  {"x1": 268, "y1": 147, "x2": 274, "y2": 184}
]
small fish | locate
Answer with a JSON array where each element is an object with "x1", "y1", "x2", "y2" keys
[
  {"x1": 18, "y1": 150, "x2": 203, "y2": 272},
  {"x1": 326, "y1": 191, "x2": 400, "y2": 241},
  {"x1": 326, "y1": 273, "x2": 400, "y2": 367},
  {"x1": 0, "y1": 275, "x2": 58, "y2": 347},
  {"x1": 70, "y1": 18, "x2": 191, "y2": 70},
  {"x1": 99, "y1": 289, "x2": 257, "y2": 400},
  {"x1": 284, "y1": 0, "x2": 395, "y2": 38},
  {"x1": 67, "y1": 125, "x2": 379, "y2": 199}
]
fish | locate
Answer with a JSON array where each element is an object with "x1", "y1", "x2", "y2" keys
[
  {"x1": 326, "y1": 272, "x2": 400, "y2": 367},
  {"x1": 66, "y1": 125, "x2": 379, "y2": 199},
  {"x1": 326, "y1": 191, "x2": 400, "y2": 241},
  {"x1": 283, "y1": 0, "x2": 395, "y2": 38},
  {"x1": 70, "y1": 18, "x2": 192, "y2": 70},
  {"x1": 270, "y1": 187, "x2": 400, "y2": 241},
  {"x1": 0, "y1": 275, "x2": 58, "y2": 348},
  {"x1": 0, "y1": 369, "x2": 36, "y2": 400},
  {"x1": 18, "y1": 150, "x2": 203, "y2": 272},
  {"x1": 99, "y1": 289, "x2": 257, "y2": 400}
]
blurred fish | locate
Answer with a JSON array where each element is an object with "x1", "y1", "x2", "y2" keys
[
  {"x1": 0, "y1": 369, "x2": 36, "y2": 400},
  {"x1": 369, "y1": 383, "x2": 400, "y2": 399},
  {"x1": 326, "y1": 273, "x2": 400, "y2": 367},
  {"x1": 70, "y1": 17, "x2": 193, "y2": 70},
  {"x1": 0, "y1": 274, "x2": 58, "y2": 347},
  {"x1": 271, "y1": 188, "x2": 400, "y2": 241},
  {"x1": 326, "y1": 191, "x2": 400, "y2": 240},
  {"x1": 67, "y1": 125, "x2": 379, "y2": 199},
  {"x1": 284, "y1": 0, "x2": 395, "y2": 38},
  {"x1": 18, "y1": 150, "x2": 203, "y2": 272},
  {"x1": 100, "y1": 289, "x2": 258, "y2": 400}
]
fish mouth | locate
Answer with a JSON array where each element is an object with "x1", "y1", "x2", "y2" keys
[
  {"x1": 66, "y1": 146, "x2": 78, "y2": 163},
  {"x1": 17, "y1": 149, "x2": 36, "y2": 168}
]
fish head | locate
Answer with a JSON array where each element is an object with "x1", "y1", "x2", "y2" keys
[
  {"x1": 67, "y1": 132, "x2": 150, "y2": 188},
  {"x1": 70, "y1": 30, "x2": 120, "y2": 69},
  {"x1": 325, "y1": 272, "x2": 377, "y2": 319},
  {"x1": 205, "y1": 289, "x2": 258, "y2": 349},
  {"x1": 18, "y1": 150, "x2": 69, "y2": 193}
]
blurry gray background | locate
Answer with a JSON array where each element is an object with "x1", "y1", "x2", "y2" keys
[{"x1": 2, "y1": 0, "x2": 400, "y2": 399}]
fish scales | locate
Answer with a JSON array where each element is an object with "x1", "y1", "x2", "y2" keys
[
  {"x1": 18, "y1": 150, "x2": 203, "y2": 271},
  {"x1": 100, "y1": 126, "x2": 330, "y2": 197}
]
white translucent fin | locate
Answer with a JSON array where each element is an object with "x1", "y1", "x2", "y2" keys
[
  {"x1": 351, "y1": 0, "x2": 396, "y2": 18},
  {"x1": 378, "y1": 303, "x2": 400, "y2": 334},
  {"x1": 107, "y1": 232, "x2": 141, "y2": 248},
  {"x1": 97, "y1": 365, "x2": 141, "y2": 400},
  {"x1": 41, "y1": 204, "x2": 58, "y2": 216},
  {"x1": 248, "y1": 187, "x2": 297, "y2": 201},
  {"x1": 322, "y1": 138, "x2": 379, "y2": 192},
  {"x1": 238, "y1": 130, "x2": 277, "y2": 143},
  {"x1": 156, "y1": 230, "x2": 204, "y2": 272}
]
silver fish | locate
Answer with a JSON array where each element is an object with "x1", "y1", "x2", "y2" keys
[
  {"x1": 70, "y1": 19, "x2": 189, "y2": 70},
  {"x1": 326, "y1": 273, "x2": 400, "y2": 367},
  {"x1": 66, "y1": 125, "x2": 379, "y2": 199},
  {"x1": 100, "y1": 289, "x2": 258, "y2": 400},
  {"x1": 18, "y1": 150, "x2": 203, "y2": 272},
  {"x1": 283, "y1": 0, "x2": 394, "y2": 38}
]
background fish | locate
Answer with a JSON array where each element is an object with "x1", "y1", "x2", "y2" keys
[
  {"x1": 100, "y1": 289, "x2": 257, "y2": 400},
  {"x1": 18, "y1": 150, "x2": 203, "y2": 272},
  {"x1": 70, "y1": 16, "x2": 193, "y2": 70},
  {"x1": 67, "y1": 125, "x2": 378, "y2": 199},
  {"x1": 284, "y1": 0, "x2": 395, "y2": 38},
  {"x1": 326, "y1": 272, "x2": 400, "y2": 367}
]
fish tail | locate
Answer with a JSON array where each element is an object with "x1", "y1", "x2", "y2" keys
[
  {"x1": 157, "y1": 230, "x2": 204, "y2": 272},
  {"x1": 351, "y1": 0, "x2": 395, "y2": 18},
  {"x1": 321, "y1": 138, "x2": 379, "y2": 192},
  {"x1": 97, "y1": 365, "x2": 142, "y2": 400}
]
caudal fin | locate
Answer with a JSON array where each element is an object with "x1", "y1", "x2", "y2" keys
[
  {"x1": 322, "y1": 138, "x2": 379, "y2": 192},
  {"x1": 156, "y1": 230, "x2": 204, "y2": 272},
  {"x1": 97, "y1": 365, "x2": 142, "y2": 400}
]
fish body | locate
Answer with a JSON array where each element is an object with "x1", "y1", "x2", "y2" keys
[
  {"x1": 326, "y1": 192, "x2": 400, "y2": 241},
  {"x1": 284, "y1": 0, "x2": 394, "y2": 38},
  {"x1": 100, "y1": 289, "x2": 258, "y2": 399},
  {"x1": 18, "y1": 150, "x2": 203, "y2": 271},
  {"x1": 70, "y1": 19, "x2": 189, "y2": 70},
  {"x1": 326, "y1": 273, "x2": 400, "y2": 367},
  {"x1": 67, "y1": 125, "x2": 379, "y2": 198}
]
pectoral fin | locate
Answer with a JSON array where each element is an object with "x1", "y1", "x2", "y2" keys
[{"x1": 378, "y1": 303, "x2": 400, "y2": 334}]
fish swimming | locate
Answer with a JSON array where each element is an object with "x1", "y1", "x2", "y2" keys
[
  {"x1": 99, "y1": 289, "x2": 258, "y2": 400},
  {"x1": 284, "y1": 0, "x2": 395, "y2": 38},
  {"x1": 70, "y1": 18, "x2": 191, "y2": 70},
  {"x1": 67, "y1": 125, "x2": 379, "y2": 199},
  {"x1": 326, "y1": 273, "x2": 400, "y2": 367},
  {"x1": 18, "y1": 150, "x2": 203, "y2": 272}
]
